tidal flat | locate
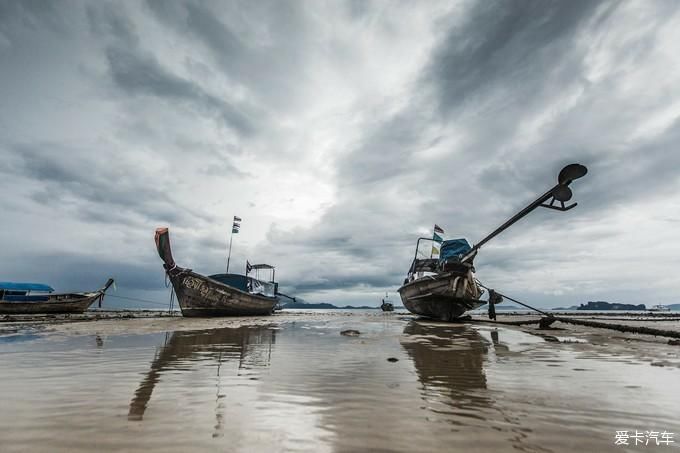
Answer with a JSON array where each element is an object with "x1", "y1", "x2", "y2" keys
[{"x1": 1, "y1": 312, "x2": 679, "y2": 453}]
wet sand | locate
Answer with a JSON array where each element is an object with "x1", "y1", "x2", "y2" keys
[{"x1": 1, "y1": 311, "x2": 679, "y2": 452}]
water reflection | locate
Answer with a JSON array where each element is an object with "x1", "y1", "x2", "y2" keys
[
  {"x1": 3, "y1": 317, "x2": 678, "y2": 452},
  {"x1": 401, "y1": 321, "x2": 491, "y2": 417},
  {"x1": 400, "y1": 321, "x2": 547, "y2": 452},
  {"x1": 128, "y1": 326, "x2": 275, "y2": 423}
]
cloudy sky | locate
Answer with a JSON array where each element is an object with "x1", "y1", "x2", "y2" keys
[{"x1": 1, "y1": 0, "x2": 679, "y2": 309}]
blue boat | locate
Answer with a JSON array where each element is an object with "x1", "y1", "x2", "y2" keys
[{"x1": 0, "y1": 279, "x2": 114, "y2": 315}]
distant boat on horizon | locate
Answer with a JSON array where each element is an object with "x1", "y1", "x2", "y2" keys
[
  {"x1": 380, "y1": 293, "x2": 394, "y2": 312},
  {"x1": 648, "y1": 304, "x2": 671, "y2": 312},
  {"x1": 0, "y1": 279, "x2": 114, "y2": 315}
]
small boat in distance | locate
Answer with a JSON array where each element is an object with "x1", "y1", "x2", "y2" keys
[
  {"x1": 399, "y1": 164, "x2": 588, "y2": 321},
  {"x1": 0, "y1": 279, "x2": 114, "y2": 315},
  {"x1": 648, "y1": 304, "x2": 671, "y2": 312},
  {"x1": 380, "y1": 293, "x2": 394, "y2": 312},
  {"x1": 155, "y1": 228, "x2": 280, "y2": 317}
]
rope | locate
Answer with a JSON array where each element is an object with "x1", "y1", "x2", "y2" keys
[
  {"x1": 476, "y1": 280, "x2": 552, "y2": 317},
  {"x1": 168, "y1": 287, "x2": 175, "y2": 314},
  {"x1": 475, "y1": 281, "x2": 680, "y2": 339},
  {"x1": 106, "y1": 294, "x2": 176, "y2": 308}
]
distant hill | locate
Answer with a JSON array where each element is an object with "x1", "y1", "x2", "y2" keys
[
  {"x1": 577, "y1": 301, "x2": 646, "y2": 311},
  {"x1": 554, "y1": 302, "x2": 680, "y2": 311}
]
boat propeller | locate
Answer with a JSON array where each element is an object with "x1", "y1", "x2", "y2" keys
[
  {"x1": 461, "y1": 163, "x2": 588, "y2": 263},
  {"x1": 540, "y1": 163, "x2": 588, "y2": 211}
]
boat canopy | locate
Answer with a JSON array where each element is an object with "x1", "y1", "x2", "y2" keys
[
  {"x1": 209, "y1": 274, "x2": 277, "y2": 298},
  {"x1": 409, "y1": 258, "x2": 439, "y2": 274},
  {"x1": 0, "y1": 282, "x2": 54, "y2": 292},
  {"x1": 439, "y1": 239, "x2": 472, "y2": 262}
]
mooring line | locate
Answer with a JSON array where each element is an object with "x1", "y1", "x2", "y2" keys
[
  {"x1": 475, "y1": 281, "x2": 680, "y2": 340},
  {"x1": 106, "y1": 294, "x2": 175, "y2": 308}
]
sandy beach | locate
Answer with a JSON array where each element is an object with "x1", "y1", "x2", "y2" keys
[{"x1": 1, "y1": 311, "x2": 678, "y2": 453}]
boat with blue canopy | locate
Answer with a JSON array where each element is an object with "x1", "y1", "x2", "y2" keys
[
  {"x1": 398, "y1": 164, "x2": 588, "y2": 321},
  {"x1": 0, "y1": 279, "x2": 114, "y2": 315}
]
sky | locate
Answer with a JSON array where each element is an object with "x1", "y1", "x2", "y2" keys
[{"x1": 1, "y1": 0, "x2": 680, "y2": 309}]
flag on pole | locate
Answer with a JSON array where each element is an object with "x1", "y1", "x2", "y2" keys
[
  {"x1": 433, "y1": 232, "x2": 443, "y2": 243},
  {"x1": 232, "y1": 216, "x2": 241, "y2": 234},
  {"x1": 434, "y1": 224, "x2": 444, "y2": 234},
  {"x1": 234, "y1": 216, "x2": 242, "y2": 222},
  {"x1": 246, "y1": 260, "x2": 252, "y2": 274}
]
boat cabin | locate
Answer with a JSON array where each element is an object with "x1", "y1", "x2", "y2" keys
[
  {"x1": 0, "y1": 282, "x2": 54, "y2": 302},
  {"x1": 209, "y1": 264, "x2": 278, "y2": 298},
  {"x1": 406, "y1": 238, "x2": 475, "y2": 283}
]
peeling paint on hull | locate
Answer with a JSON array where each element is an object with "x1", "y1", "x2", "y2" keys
[{"x1": 169, "y1": 270, "x2": 277, "y2": 317}]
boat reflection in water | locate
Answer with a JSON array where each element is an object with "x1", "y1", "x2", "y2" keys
[
  {"x1": 128, "y1": 326, "x2": 275, "y2": 426},
  {"x1": 400, "y1": 321, "x2": 492, "y2": 416},
  {"x1": 400, "y1": 321, "x2": 543, "y2": 451}
]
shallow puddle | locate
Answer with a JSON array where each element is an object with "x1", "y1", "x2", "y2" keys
[{"x1": 0, "y1": 315, "x2": 678, "y2": 452}]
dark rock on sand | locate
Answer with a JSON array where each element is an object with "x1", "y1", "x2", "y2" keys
[
  {"x1": 341, "y1": 329, "x2": 361, "y2": 336},
  {"x1": 387, "y1": 357, "x2": 399, "y2": 362}
]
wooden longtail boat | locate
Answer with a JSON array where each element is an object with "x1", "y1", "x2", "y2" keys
[
  {"x1": 155, "y1": 228, "x2": 280, "y2": 317},
  {"x1": 399, "y1": 164, "x2": 588, "y2": 321},
  {"x1": 0, "y1": 279, "x2": 114, "y2": 315}
]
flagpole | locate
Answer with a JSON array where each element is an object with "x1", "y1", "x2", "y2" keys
[
  {"x1": 226, "y1": 228, "x2": 234, "y2": 273},
  {"x1": 430, "y1": 225, "x2": 435, "y2": 258}
]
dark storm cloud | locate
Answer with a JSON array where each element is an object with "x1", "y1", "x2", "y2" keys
[
  {"x1": 145, "y1": 0, "x2": 311, "y2": 108},
  {"x1": 87, "y1": 4, "x2": 256, "y2": 136},
  {"x1": 2, "y1": 142, "x2": 213, "y2": 226},
  {"x1": 0, "y1": 0, "x2": 68, "y2": 35},
  {"x1": 7, "y1": 252, "x2": 164, "y2": 293},
  {"x1": 105, "y1": 48, "x2": 255, "y2": 135},
  {"x1": 427, "y1": 0, "x2": 612, "y2": 113}
]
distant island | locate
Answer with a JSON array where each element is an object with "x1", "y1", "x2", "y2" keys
[
  {"x1": 577, "y1": 301, "x2": 646, "y2": 311},
  {"x1": 554, "y1": 302, "x2": 680, "y2": 311}
]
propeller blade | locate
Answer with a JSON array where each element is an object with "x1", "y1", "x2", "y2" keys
[
  {"x1": 558, "y1": 163, "x2": 588, "y2": 185},
  {"x1": 552, "y1": 184, "x2": 573, "y2": 202}
]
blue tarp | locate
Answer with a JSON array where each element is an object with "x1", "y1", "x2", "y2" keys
[
  {"x1": 439, "y1": 238, "x2": 472, "y2": 262},
  {"x1": 2, "y1": 295, "x2": 50, "y2": 302},
  {"x1": 208, "y1": 274, "x2": 249, "y2": 292},
  {"x1": 0, "y1": 282, "x2": 54, "y2": 292}
]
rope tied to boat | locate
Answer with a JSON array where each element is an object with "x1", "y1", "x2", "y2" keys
[{"x1": 474, "y1": 281, "x2": 680, "y2": 339}]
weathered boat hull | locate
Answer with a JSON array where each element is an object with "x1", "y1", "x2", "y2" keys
[
  {"x1": 0, "y1": 279, "x2": 113, "y2": 315},
  {"x1": 398, "y1": 272, "x2": 484, "y2": 321},
  {"x1": 167, "y1": 269, "x2": 277, "y2": 317},
  {"x1": 0, "y1": 294, "x2": 102, "y2": 315}
]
